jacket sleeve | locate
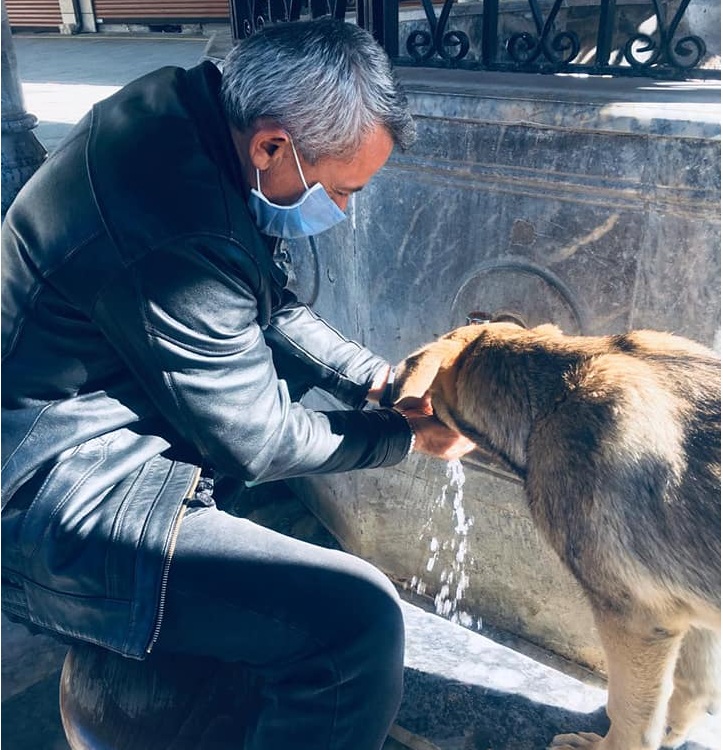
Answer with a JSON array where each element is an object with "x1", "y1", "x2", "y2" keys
[
  {"x1": 91, "y1": 239, "x2": 412, "y2": 484},
  {"x1": 264, "y1": 291, "x2": 389, "y2": 408}
]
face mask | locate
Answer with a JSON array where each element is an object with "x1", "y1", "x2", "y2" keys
[{"x1": 247, "y1": 139, "x2": 346, "y2": 239}]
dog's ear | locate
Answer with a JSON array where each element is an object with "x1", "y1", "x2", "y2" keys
[{"x1": 392, "y1": 339, "x2": 459, "y2": 406}]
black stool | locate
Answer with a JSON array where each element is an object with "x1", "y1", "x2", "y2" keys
[{"x1": 60, "y1": 644, "x2": 261, "y2": 749}]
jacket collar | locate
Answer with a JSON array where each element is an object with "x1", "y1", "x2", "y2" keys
[{"x1": 180, "y1": 61, "x2": 248, "y2": 193}]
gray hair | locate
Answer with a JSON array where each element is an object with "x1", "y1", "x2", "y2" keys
[{"x1": 220, "y1": 18, "x2": 416, "y2": 162}]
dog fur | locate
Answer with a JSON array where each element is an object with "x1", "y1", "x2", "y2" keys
[{"x1": 393, "y1": 323, "x2": 721, "y2": 750}]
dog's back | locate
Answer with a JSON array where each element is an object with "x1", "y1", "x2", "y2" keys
[{"x1": 482, "y1": 327, "x2": 720, "y2": 622}]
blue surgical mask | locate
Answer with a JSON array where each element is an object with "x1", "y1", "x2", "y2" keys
[{"x1": 247, "y1": 139, "x2": 346, "y2": 239}]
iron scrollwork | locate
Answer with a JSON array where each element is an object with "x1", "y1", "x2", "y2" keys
[
  {"x1": 232, "y1": 0, "x2": 299, "y2": 37},
  {"x1": 406, "y1": 0, "x2": 470, "y2": 64},
  {"x1": 623, "y1": 0, "x2": 706, "y2": 70},
  {"x1": 395, "y1": 0, "x2": 717, "y2": 77},
  {"x1": 229, "y1": 0, "x2": 718, "y2": 79},
  {"x1": 231, "y1": 0, "x2": 346, "y2": 38},
  {"x1": 506, "y1": 0, "x2": 580, "y2": 66}
]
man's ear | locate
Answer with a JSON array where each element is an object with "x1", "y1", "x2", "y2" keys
[{"x1": 248, "y1": 126, "x2": 291, "y2": 171}]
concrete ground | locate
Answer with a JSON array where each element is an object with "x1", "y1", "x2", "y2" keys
[
  {"x1": 3, "y1": 29, "x2": 721, "y2": 750},
  {"x1": 12, "y1": 32, "x2": 210, "y2": 153}
]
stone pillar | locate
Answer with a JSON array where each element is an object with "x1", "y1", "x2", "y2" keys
[
  {"x1": 58, "y1": 0, "x2": 80, "y2": 34},
  {"x1": 1, "y1": 1, "x2": 47, "y2": 217},
  {"x1": 77, "y1": 0, "x2": 97, "y2": 32}
]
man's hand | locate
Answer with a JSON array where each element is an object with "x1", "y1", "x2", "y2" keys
[{"x1": 395, "y1": 403, "x2": 476, "y2": 461}]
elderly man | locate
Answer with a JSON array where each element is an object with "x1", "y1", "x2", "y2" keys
[{"x1": 2, "y1": 18, "x2": 472, "y2": 749}]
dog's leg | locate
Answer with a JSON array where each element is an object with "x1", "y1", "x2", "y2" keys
[
  {"x1": 550, "y1": 608, "x2": 685, "y2": 750},
  {"x1": 662, "y1": 626, "x2": 721, "y2": 748}
]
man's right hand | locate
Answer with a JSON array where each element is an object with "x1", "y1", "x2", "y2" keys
[{"x1": 395, "y1": 405, "x2": 475, "y2": 461}]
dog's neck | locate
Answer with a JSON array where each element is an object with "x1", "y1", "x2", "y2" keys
[
  {"x1": 443, "y1": 403, "x2": 528, "y2": 478},
  {"x1": 449, "y1": 342, "x2": 574, "y2": 475}
]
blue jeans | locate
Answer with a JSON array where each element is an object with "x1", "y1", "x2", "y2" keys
[{"x1": 153, "y1": 502, "x2": 405, "y2": 749}]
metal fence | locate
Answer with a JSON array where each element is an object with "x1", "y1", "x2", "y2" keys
[{"x1": 229, "y1": 0, "x2": 720, "y2": 79}]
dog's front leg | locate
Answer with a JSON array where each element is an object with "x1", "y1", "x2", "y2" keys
[{"x1": 550, "y1": 607, "x2": 686, "y2": 750}]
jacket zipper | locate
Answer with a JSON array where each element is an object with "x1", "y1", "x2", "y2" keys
[{"x1": 146, "y1": 467, "x2": 201, "y2": 654}]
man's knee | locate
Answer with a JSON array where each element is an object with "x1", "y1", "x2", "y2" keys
[{"x1": 324, "y1": 554, "x2": 405, "y2": 653}]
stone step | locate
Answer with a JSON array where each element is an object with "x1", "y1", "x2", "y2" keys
[{"x1": 395, "y1": 598, "x2": 720, "y2": 750}]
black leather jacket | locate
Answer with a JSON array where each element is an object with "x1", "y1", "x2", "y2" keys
[{"x1": 1, "y1": 62, "x2": 411, "y2": 658}]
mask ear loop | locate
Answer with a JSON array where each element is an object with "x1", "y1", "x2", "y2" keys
[{"x1": 288, "y1": 138, "x2": 310, "y2": 190}]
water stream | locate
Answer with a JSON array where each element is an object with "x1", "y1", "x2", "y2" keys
[{"x1": 409, "y1": 459, "x2": 476, "y2": 626}]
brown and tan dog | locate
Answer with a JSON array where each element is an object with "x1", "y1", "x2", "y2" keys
[{"x1": 393, "y1": 322, "x2": 720, "y2": 750}]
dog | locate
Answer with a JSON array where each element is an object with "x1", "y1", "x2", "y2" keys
[{"x1": 392, "y1": 321, "x2": 720, "y2": 750}]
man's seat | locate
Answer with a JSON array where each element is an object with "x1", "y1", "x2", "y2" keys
[
  {"x1": 60, "y1": 644, "x2": 260, "y2": 749},
  {"x1": 57, "y1": 485, "x2": 334, "y2": 749}
]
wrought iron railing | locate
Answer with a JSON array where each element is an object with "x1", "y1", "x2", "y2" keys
[{"x1": 229, "y1": 0, "x2": 720, "y2": 79}]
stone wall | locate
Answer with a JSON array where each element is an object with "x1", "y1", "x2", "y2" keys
[{"x1": 287, "y1": 69, "x2": 721, "y2": 673}]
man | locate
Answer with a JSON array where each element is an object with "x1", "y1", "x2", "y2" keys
[{"x1": 1, "y1": 18, "x2": 472, "y2": 749}]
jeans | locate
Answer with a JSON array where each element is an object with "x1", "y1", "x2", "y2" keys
[{"x1": 153, "y1": 502, "x2": 405, "y2": 749}]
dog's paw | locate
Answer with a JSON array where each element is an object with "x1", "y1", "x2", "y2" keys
[
  {"x1": 548, "y1": 731, "x2": 605, "y2": 749},
  {"x1": 661, "y1": 725, "x2": 688, "y2": 748},
  {"x1": 663, "y1": 688, "x2": 719, "y2": 747}
]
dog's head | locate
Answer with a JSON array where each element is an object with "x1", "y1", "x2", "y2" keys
[
  {"x1": 392, "y1": 321, "x2": 566, "y2": 475},
  {"x1": 393, "y1": 323, "x2": 519, "y2": 403}
]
